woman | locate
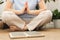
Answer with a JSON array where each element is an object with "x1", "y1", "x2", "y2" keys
[{"x1": 2, "y1": 0, "x2": 52, "y2": 31}]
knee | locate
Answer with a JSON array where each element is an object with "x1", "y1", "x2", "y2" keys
[
  {"x1": 41, "y1": 10, "x2": 52, "y2": 19},
  {"x1": 2, "y1": 11, "x2": 14, "y2": 18},
  {"x1": 1, "y1": 11, "x2": 14, "y2": 21},
  {"x1": 46, "y1": 10, "x2": 52, "y2": 20},
  {"x1": 44, "y1": 10, "x2": 53, "y2": 23},
  {"x1": 44, "y1": 10, "x2": 52, "y2": 17},
  {"x1": 40, "y1": 10, "x2": 52, "y2": 23},
  {"x1": 2, "y1": 11, "x2": 14, "y2": 16}
]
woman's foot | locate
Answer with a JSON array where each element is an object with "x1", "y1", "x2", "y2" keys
[
  {"x1": 9, "y1": 26, "x2": 21, "y2": 31},
  {"x1": 9, "y1": 26, "x2": 28, "y2": 31},
  {"x1": 23, "y1": 26, "x2": 28, "y2": 31}
]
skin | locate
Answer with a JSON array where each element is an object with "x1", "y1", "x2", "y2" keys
[{"x1": 4, "y1": 0, "x2": 47, "y2": 31}]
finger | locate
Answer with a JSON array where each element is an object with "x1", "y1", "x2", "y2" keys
[
  {"x1": 24, "y1": 2, "x2": 27, "y2": 6},
  {"x1": 26, "y1": 2, "x2": 28, "y2": 8},
  {"x1": 24, "y1": 2, "x2": 27, "y2": 11}
]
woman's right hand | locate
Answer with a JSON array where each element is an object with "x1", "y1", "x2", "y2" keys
[{"x1": 19, "y1": 2, "x2": 27, "y2": 14}]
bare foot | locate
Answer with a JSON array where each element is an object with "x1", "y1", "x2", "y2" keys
[
  {"x1": 9, "y1": 26, "x2": 21, "y2": 31},
  {"x1": 23, "y1": 26, "x2": 28, "y2": 31}
]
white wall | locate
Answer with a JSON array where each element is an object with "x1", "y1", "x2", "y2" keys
[
  {"x1": 46, "y1": 0, "x2": 60, "y2": 11},
  {"x1": 45, "y1": 0, "x2": 60, "y2": 28}
]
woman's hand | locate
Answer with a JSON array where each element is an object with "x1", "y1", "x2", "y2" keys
[
  {"x1": 25, "y1": 2, "x2": 38, "y2": 15},
  {"x1": 25, "y1": 2, "x2": 31, "y2": 14},
  {"x1": 19, "y1": 2, "x2": 29, "y2": 14},
  {"x1": 25, "y1": 2, "x2": 44, "y2": 15},
  {"x1": 19, "y1": 3, "x2": 28, "y2": 14}
]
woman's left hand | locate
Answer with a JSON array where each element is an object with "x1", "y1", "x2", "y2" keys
[
  {"x1": 27, "y1": 7, "x2": 31, "y2": 14},
  {"x1": 25, "y1": 2, "x2": 31, "y2": 14}
]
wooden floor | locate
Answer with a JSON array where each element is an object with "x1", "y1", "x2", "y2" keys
[{"x1": 0, "y1": 29, "x2": 60, "y2": 40}]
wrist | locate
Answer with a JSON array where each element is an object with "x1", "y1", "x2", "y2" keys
[
  {"x1": 28, "y1": 11, "x2": 30, "y2": 14},
  {"x1": 20, "y1": 10, "x2": 24, "y2": 14},
  {"x1": 27, "y1": 9, "x2": 31, "y2": 14},
  {"x1": 28, "y1": 10, "x2": 34, "y2": 14}
]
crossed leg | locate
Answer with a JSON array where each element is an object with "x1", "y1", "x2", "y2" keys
[
  {"x1": 2, "y1": 10, "x2": 52, "y2": 31},
  {"x1": 26, "y1": 10, "x2": 52, "y2": 31},
  {"x1": 2, "y1": 11, "x2": 27, "y2": 31}
]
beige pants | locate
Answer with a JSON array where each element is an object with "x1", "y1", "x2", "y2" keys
[{"x1": 2, "y1": 10, "x2": 52, "y2": 31}]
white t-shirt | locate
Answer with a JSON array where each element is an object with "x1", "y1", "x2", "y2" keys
[{"x1": 10, "y1": 0, "x2": 40, "y2": 10}]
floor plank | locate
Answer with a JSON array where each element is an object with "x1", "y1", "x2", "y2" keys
[{"x1": 0, "y1": 29, "x2": 60, "y2": 40}]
